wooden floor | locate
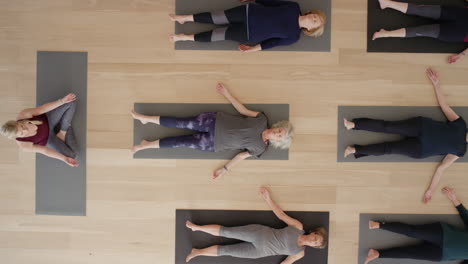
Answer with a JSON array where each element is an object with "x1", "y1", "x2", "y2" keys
[{"x1": 1, "y1": 0, "x2": 468, "y2": 263}]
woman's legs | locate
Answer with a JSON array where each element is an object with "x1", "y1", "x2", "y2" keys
[
  {"x1": 47, "y1": 133, "x2": 76, "y2": 158},
  {"x1": 193, "y1": 24, "x2": 248, "y2": 43},
  {"x1": 374, "y1": 222, "x2": 443, "y2": 245},
  {"x1": 131, "y1": 109, "x2": 160, "y2": 125},
  {"x1": 352, "y1": 117, "x2": 423, "y2": 137},
  {"x1": 46, "y1": 101, "x2": 77, "y2": 141},
  {"x1": 186, "y1": 245, "x2": 219, "y2": 262},
  {"x1": 159, "y1": 112, "x2": 217, "y2": 132},
  {"x1": 366, "y1": 243, "x2": 442, "y2": 263},
  {"x1": 186, "y1": 220, "x2": 221, "y2": 236},
  {"x1": 349, "y1": 137, "x2": 422, "y2": 158}
]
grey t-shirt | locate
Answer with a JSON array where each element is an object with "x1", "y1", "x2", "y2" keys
[
  {"x1": 214, "y1": 112, "x2": 268, "y2": 157},
  {"x1": 265, "y1": 226, "x2": 305, "y2": 256}
]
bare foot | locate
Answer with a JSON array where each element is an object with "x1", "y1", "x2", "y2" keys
[
  {"x1": 378, "y1": 0, "x2": 390, "y2": 9},
  {"x1": 169, "y1": 34, "x2": 193, "y2": 43},
  {"x1": 344, "y1": 118, "x2": 355, "y2": 130},
  {"x1": 365, "y1": 249, "x2": 379, "y2": 264},
  {"x1": 344, "y1": 146, "x2": 356, "y2": 158},
  {"x1": 56, "y1": 130, "x2": 67, "y2": 142},
  {"x1": 131, "y1": 109, "x2": 148, "y2": 124},
  {"x1": 369, "y1": 221, "x2": 380, "y2": 229},
  {"x1": 131, "y1": 140, "x2": 149, "y2": 154},
  {"x1": 169, "y1": 14, "x2": 189, "y2": 24},
  {"x1": 372, "y1": 29, "x2": 387, "y2": 40},
  {"x1": 186, "y1": 220, "x2": 197, "y2": 231},
  {"x1": 186, "y1": 248, "x2": 198, "y2": 262}
]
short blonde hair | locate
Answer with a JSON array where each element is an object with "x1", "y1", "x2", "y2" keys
[
  {"x1": 269, "y1": 120, "x2": 294, "y2": 149},
  {"x1": 311, "y1": 227, "x2": 328, "y2": 249},
  {"x1": 1, "y1": 120, "x2": 18, "y2": 139},
  {"x1": 302, "y1": 10, "x2": 326, "y2": 38}
]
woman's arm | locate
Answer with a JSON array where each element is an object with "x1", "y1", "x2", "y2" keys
[
  {"x1": 216, "y1": 83, "x2": 259, "y2": 117},
  {"x1": 423, "y1": 154, "x2": 459, "y2": 203},
  {"x1": 426, "y1": 68, "x2": 459, "y2": 122},
  {"x1": 281, "y1": 252, "x2": 305, "y2": 264},
  {"x1": 442, "y1": 187, "x2": 468, "y2": 227},
  {"x1": 212, "y1": 151, "x2": 251, "y2": 179},
  {"x1": 448, "y1": 48, "x2": 468, "y2": 64},
  {"x1": 259, "y1": 186, "x2": 303, "y2": 230},
  {"x1": 17, "y1": 93, "x2": 76, "y2": 120},
  {"x1": 17, "y1": 141, "x2": 78, "y2": 167}
]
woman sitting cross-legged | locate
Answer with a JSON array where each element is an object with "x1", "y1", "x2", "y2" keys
[
  {"x1": 344, "y1": 68, "x2": 467, "y2": 203},
  {"x1": 0, "y1": 93, "x2": 79, "y2": 167},
  {"x1": 131, "y1": 83, "x2": 294, "y2": 179},
  {"x1": 365, "y1": 187, "x2": 468, "y2": 264},
  {"x1": 185, "y1": 186, "x2": 328, "y2": 263},
  {"x1": 169, "y1": 0, "x2": 326, "y2": 52}
]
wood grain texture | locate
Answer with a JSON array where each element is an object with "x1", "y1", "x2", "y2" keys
[{"x1": 1, "y1": 0, "x2": 468, "y2": 263}]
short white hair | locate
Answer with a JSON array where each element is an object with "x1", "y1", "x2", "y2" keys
[{"x1": 269, "y1": 120, "x2": 294, "y2": 149}]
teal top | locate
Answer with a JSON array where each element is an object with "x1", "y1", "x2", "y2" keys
[{"x1": 441, "y1": 204, "x2": 468, "y2": 262}]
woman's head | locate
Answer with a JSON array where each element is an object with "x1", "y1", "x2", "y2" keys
[
  {"x1": 1, "y1": 120, "x2": 39, "y2": 139},
  {"x1": 267, "y1": 121, "x2": 294, "y2": 149},
  {"x1": 304, "y1": 227, "x2": 328, "y2": 249},
  {"x1": 302, "y1": 10, "x2": 326, "y2": 38}
]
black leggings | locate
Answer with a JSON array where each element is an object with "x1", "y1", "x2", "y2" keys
[
  {"x1": 378, "y1": 222, "x2": 443, "y2": 262},
  {"x1": 193, "y1": 5, "x2": 248, "y2": 43},
  {"x1": 404, "y1": 4, "x2": 468, "y2": 42},
  {"x1": 352, "y1": 117, "x2": 423, "y2": 158}
]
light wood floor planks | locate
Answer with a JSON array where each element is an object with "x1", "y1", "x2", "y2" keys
[{"x1": 1, "y1": 0, "x2": 468, "y2": 263}]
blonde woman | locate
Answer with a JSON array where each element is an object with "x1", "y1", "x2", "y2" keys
[
  {"x1": 131, "y1": 83, "x2": 294, "y2": 179},
  {"x1": 169, "y1": 0, "x2": 326, "y2": 52},
  {"x1": 1, "y1": 93, "x2": 79, "y2": 167},
  {"x1": 185, "y1": 186, "x2": 328, "y2": 263}
]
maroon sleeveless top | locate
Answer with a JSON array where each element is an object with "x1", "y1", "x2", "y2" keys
[{"x1": 16, "y1": 114, "x2": 49, "y2": 146}]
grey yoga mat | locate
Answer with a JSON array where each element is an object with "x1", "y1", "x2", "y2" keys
[
  {"x1": 358, "y1": 213, "x2": 464, "y2": 264},
  {"x1": 133, "y1": 103, "x2": 289, "y2": 160},
  {"x1": 337, "y1": 106, "x2": 468, "y2": 162},
  {"x1": 175, "y1": 209, "x2": 329, "y2": 264},
  {"x1": 174, "y1": 0, "x2": 331, "y2": 51},
  {"x1": 36, "y1": 51, "x2": 87, "y2": 216}
]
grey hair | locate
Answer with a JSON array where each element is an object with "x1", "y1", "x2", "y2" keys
[
  {"x1": 1, "y1": 120, "x2": 18, "y2": 139},
  {"x1": 269, "y1": 120, "x2": 294, "y2": 149}
]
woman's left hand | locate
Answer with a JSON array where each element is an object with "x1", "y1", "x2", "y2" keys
[
  {"x1": 259, "y1": 186, "x2": 271, "y2": 201},
  {"x1": 238, "y1": 44, "x2": 261, "y2": 53},
  {"x1": 426, "y1": 68, "x2": 440, "y2": 87},
  {"x1": 212, "y1": 167, "x2": 227, "y2": 180},
  {"x1": 422, "y1": 189, "x2": 432, "y2": 204},
  {"x1": 61, "y1": 93, "x2": 77, "y2": 104}
]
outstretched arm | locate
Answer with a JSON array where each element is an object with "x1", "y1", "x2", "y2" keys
[
  {"x1": 16, "y1": 93, "x2": 76, "y2": 120},
  {"x1": 212, "y1": 151, "x2": 251, "y2": 179},
  {"x1": 423, "y1": 154, "x2": 459, "y2": 203},
  {"x1": 448, "y1": 48, "x2": 468, "y2": 64},
  {"x1": 442, "y1": 187, "x2": 468, "y2": 227},
  {"x1": 281, "y1": 251, "x2": 305, "y2": 264},
  {"x1": 16, "y1": 141, "x2": 78, "y2": 167},
  {"x1": 259, "y1": 186, "x2": 303, "y2": 230},
  {"x1": 426, "y1": 68, "x2": 459, "y2": 122},
  {"x1": 215, "y1": 83, "x2": 259, "y2": 117}
]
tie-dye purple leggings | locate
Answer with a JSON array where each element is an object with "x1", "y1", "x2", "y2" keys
[{"x1": 159, "y1": 112, "x2": 217, "y2": 152}]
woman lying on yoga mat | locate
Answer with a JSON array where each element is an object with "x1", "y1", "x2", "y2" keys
[
  {"x1": 0, "y1": 93, "x2": 79, "y2": 167},
  {"x1": 343, "y1": 68, "x2": 467, "y2": 203},
  {"x1": 365, "y1": 187, "x2": 468, "y2": 264},
  {"x1": 185, "y1": 186, "x2": 327, "y2": 263},
  {"x1": 169, "y1": 0, "x2": 326, "y2": 52},
  {"x1": 131, "y1": 83, "x2": 294, "y2": 179},
  {"x1": 372, "y1": 0, "x2": 468, "y2": 63}
]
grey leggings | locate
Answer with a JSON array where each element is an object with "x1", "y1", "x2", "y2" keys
[
  {"x1": 217, "y1": 225, "x2": 272, "y2": 259},
  {"x1": 45, "y1": 102, "x2": 78, "y2": 158}
]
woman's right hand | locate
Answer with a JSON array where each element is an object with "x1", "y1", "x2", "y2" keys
[
  {"x1": 216, "y1": 83, "x2": 229, "y2": 96},
  {"x1": 64, "y1": 157, "x2": 79, "y2": 167},
  {"x1": 212, "y1": 167, "x2": 227, "y2": 180},
  {"x1": 61, "y1": 93, "x2": 77, "y2": 104},
  {"x1": 448, "y1": 53, "x2": 463, "y2": 64},
  {"x1": 259, "y1": 186, "x2": 271, "y2": 201},
  {"x1": 426, "y1": 68, "x2": 440, "y2": 87},
  {"x1": 442, "y1": 187, "x2": 457, "y2": 201}
]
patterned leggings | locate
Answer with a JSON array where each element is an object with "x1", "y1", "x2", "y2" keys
[{"x1": 159, "y1": 112, "x2": 217, "y2": 152}]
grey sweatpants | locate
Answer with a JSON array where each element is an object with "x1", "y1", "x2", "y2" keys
[
  {"x1": 45, "y1": 102, "x2": 78, "y2": 158},
  {"x1": 217, "y1": 225, "x2": 274, "y2": 259}
]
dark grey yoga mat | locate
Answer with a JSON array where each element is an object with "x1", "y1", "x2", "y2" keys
[
  {"x1": 358, "y1": 213, "x2": 464, "y2": 264},
  {"x1": 337, "y1": 106, "x2": 468, "y2": 162},
  {"x1": 174, "y1": 0, "x2": 331, "y2": 51},
  {"x1": 36, "y1": 51, "x2": 87, "y2": 216},
  {"x1": 133, "y1": 103, "x2": 289, "y2": 160},
  {"x1": 176, "y1": 209, "x2": 329, "y2": 264},
  {"x1": 367, "y1": 0, "x2": 468, "y2": 53}
]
